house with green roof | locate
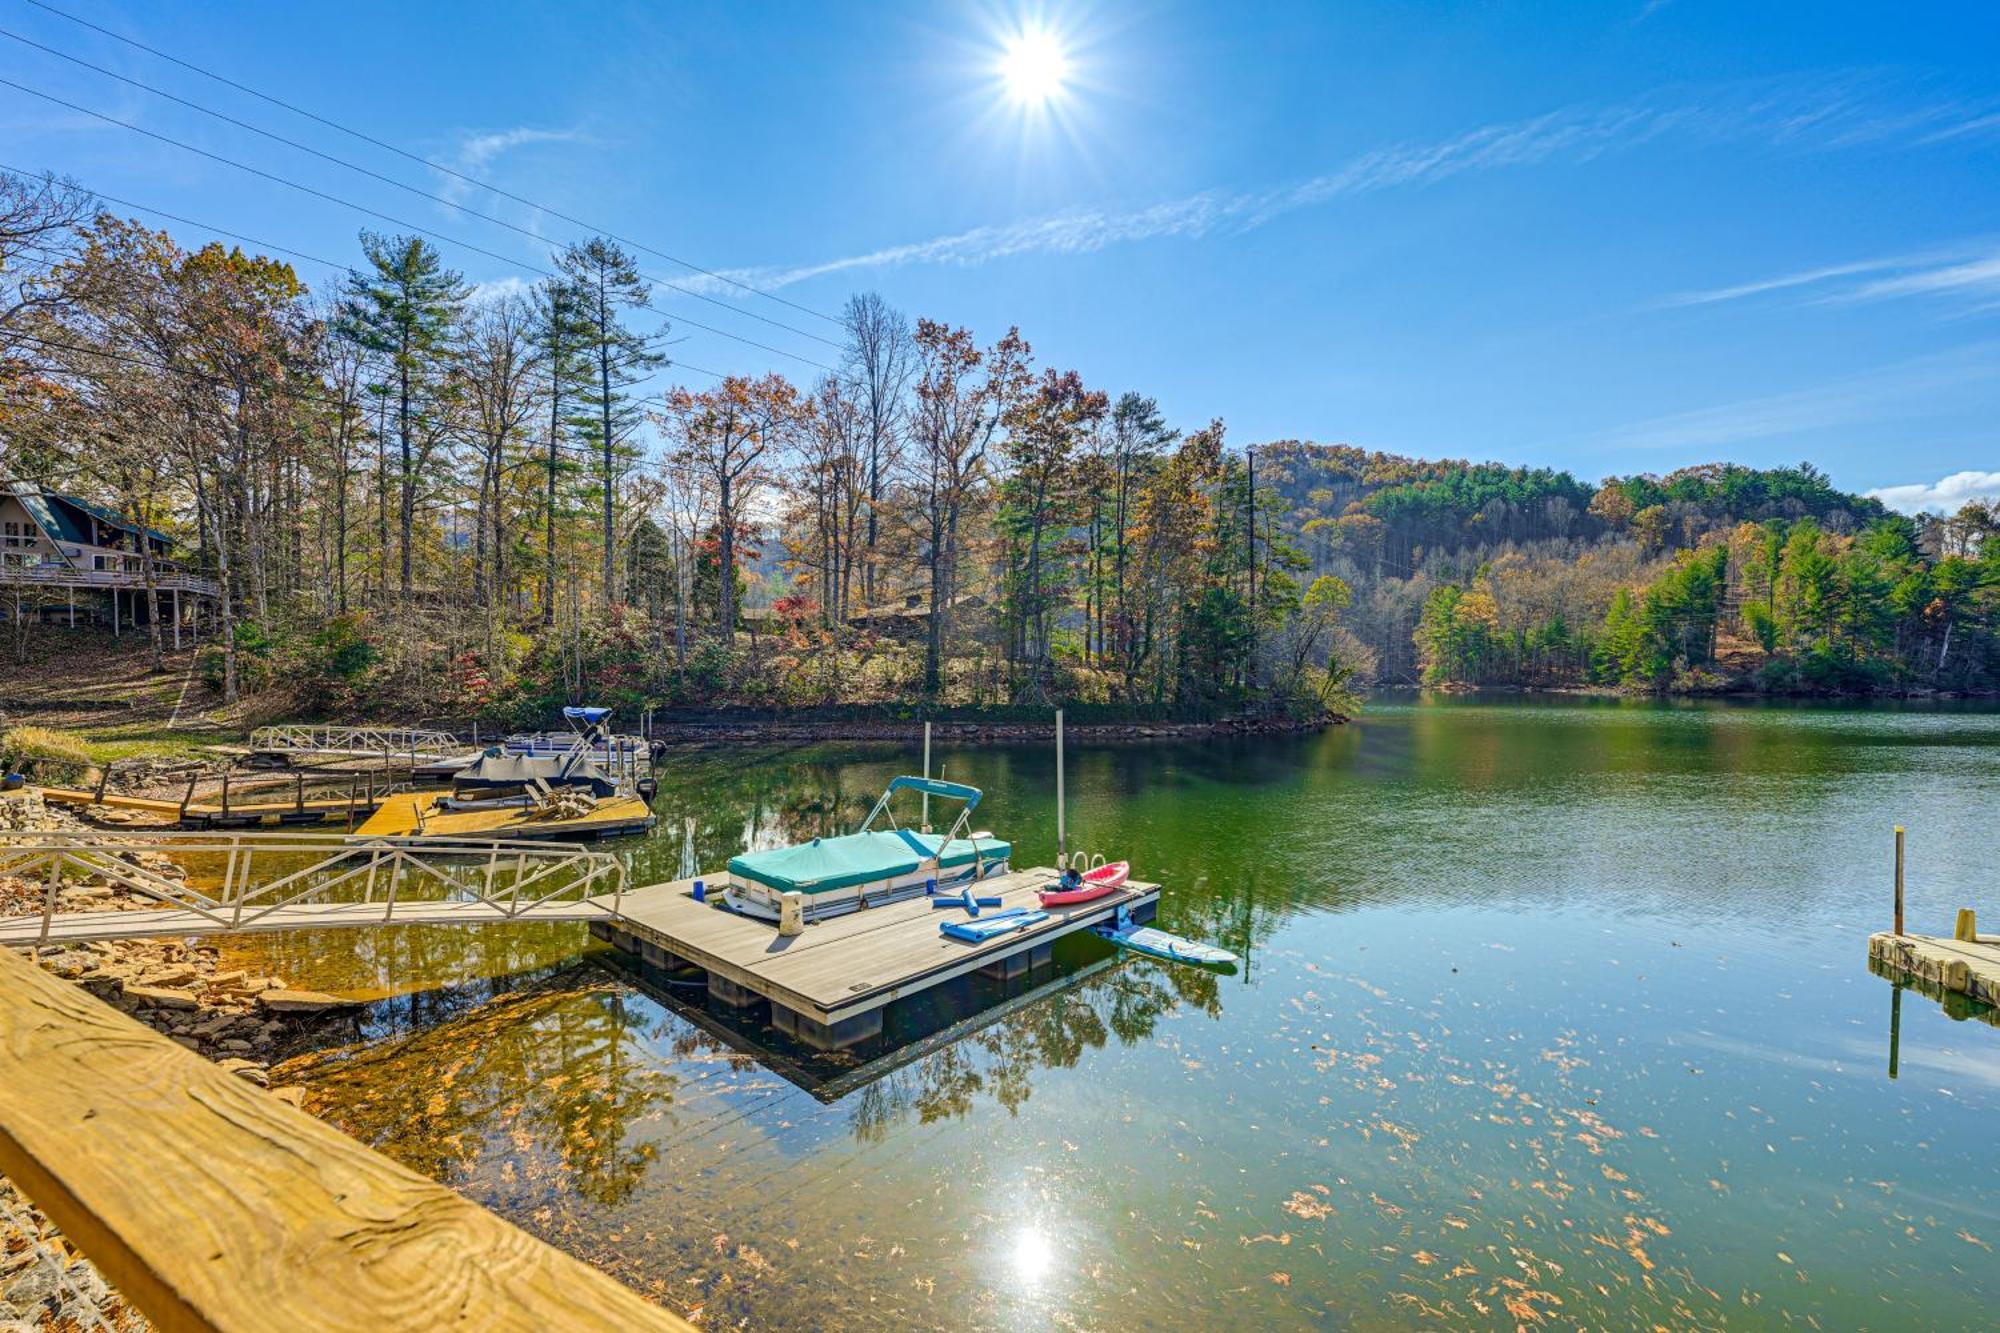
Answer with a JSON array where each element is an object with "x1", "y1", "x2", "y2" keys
[{"x1": 1, "y1": 481, "x2": 218, "y2": 641}]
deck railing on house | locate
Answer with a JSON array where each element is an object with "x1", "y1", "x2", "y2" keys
[{"x1": 0, "y1": 564, "x2": 220, "y2": 597}]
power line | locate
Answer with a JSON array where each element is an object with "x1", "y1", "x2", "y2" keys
[
  {"x1": 7, "y1": 329, "x2": 728, "y2": 420},
  {"x1": 0, "y1": 78, "x2": 840, "y2": 376},
  {"x1": 0, "y1": 156, "x2": 351, "y2": 275},
  {"x1": 0, "y1": 23, "x2": 844, "y2": 352},
  {"x1": 23, "y1": 0, "x2": 843, "y2": 327}
]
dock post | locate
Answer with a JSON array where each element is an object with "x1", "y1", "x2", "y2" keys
[
  {"x1": 178, "y1": 774, "x2": 197, "y2": 824},
  {"x1": 1893, "y1": 825, "x2": 1905, "y2": 936},
  {"x1": 295, "y1": 773, "x2": 305, "y2": 814},
  {"x1": 94, "y1": 762, "x2": 111, "y2": 805},
  {"x1": 1955, "y1": 908, "x2": 1978, "y2": 943},
  {"x1": 693, "y1": 878, "x2": 705, "y2": 903},
  {"x1": 1055, "y1": 707, "x2": 1067, "y2": 869},
  {"x1": 220, "y1": 770, "x2": 230, "y2": 816},
  {"x1": 922, "y1": 721, "x2": 932, "y2": 832}
]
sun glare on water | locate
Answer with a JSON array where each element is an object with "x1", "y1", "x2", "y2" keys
[{"x1": 1000, "y1": 26, "x2": 1070, "y2": 107}]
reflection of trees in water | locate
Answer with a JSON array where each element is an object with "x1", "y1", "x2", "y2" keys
[
  {"x1": 634, "y1": 747, "x2": 904, "y2": 886},
  {"x1": 222, "y1": 916, "x2": 597, "y2": 1000},
  {"x1": 845, "y1": 960, "x2": 1220, "y2": 1142},
  {"x1": 277, "y1": 971, "x2": 681, "y2": 1207}
]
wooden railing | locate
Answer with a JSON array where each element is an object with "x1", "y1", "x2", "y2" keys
[
  {"x1": 0, "y1": 944, "x2": 692, "y2": 1331},
  {"x1": 0, "y1": 832, "x2": 625, "y2": 945},
  {"x1": 0, "y1": 564, "x2": 220, "y2": 597}
]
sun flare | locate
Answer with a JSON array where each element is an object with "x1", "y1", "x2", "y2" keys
[{"x1": 1000, "y1": 26, "x2": 1070, "y2": 107}]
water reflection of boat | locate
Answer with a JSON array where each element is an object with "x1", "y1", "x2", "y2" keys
[{"x1": 722, "y1": 776, "x2": 1011, "y2": 923}]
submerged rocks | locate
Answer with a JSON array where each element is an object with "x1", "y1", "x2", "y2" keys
[{"x1": 255, "y1": 988, "x2": 358, "y2": 1014}]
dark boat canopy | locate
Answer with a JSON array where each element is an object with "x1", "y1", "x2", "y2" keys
[{"x1": 454, "y1": 750, "x2": 618, "y2": 798}]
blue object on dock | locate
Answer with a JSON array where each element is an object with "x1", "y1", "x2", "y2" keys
[
  {"x1": 940, "y1": 909, "x2": 1050, "y2": 942},
  {"x1": 925, "y1": 876, "x2": 938, "y2": 896},
  {"x1": 931, "y1": 891, "x2": 1004, "y2": 911},
  {"x1": 692, "y1": 879, "x2": 706, "y2": 902}
]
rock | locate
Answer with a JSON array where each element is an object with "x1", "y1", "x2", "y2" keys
[
  {"x1": 256, "y1": 988, "x2": 357, "y2": 1014},
  {"x1": 142, "y1": 965, "x2": 198, "y2": 988},
  {"x1": 1, "y1": 1262, "x2": 56, "y2": 1309},
  {"x1": 270, "y1": 1085, "x2": 307, "y2": 1108},
  {"x1": 123, "y1": 984, "x2": 200, "y2": 1009},
  {"x1": 207, "y1": 969, "x2": 249, "y2": 988},
  {"x1": 218, "y1": 1039, "x2": 254, "y2": 1055},
  {"x1": 169, "y1": 1035, "x2": 202, "y2": 1052},
  {"x1": 78, "y1": 975, "x2": 123, "y2": 1001}
]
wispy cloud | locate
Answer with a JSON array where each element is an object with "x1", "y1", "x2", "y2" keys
[
  {"x1": 1664, "y1": 242, "x2": 2000, "y2": 309},
  {"x1": 1600, "y1": 342, "x2": 2000, "y2": 452},
  {"x1": 468, "y1": 274, "x2": 533, "y2": 304},
  {"x1": 1868, "y1": 469, "x2": 2000, "y2": 515},
  {"x1": 696, "y1": 74, "x2": 2000, "y2": 294},
  {"x1": 434, "y1": 126, "x2": 587, "y2": 205}
]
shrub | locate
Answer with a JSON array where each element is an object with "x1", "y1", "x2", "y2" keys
[{"x1": 0, "y1": 725, "x2": 94, "y2": 786}]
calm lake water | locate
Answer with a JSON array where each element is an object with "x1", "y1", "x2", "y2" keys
[{"x1": 233, "y1": 695, "x2": 2000, "y2": 1328}]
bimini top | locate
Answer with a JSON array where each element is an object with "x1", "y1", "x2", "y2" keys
[
  {"x1": 562, "y1": 706, "x2": 613, "y2": 726},
  {"x1": 729, "y1": 829, "x2": 1010, "y2": 895}
]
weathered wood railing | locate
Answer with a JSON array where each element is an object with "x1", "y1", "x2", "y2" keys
[
  {"x1": 0, "y1": 832, "x2": 625, "y2": 945},
  {"x1": 0, "y1": 944, "x2": 691, "y2": 1331}
]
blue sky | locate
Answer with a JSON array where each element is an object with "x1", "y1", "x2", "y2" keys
[{"x1": 6, "y1": 1, "x2": 1999, "y2": 510}]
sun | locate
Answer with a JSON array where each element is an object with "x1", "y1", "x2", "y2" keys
[{"x1": 999, "y1": 26, "x2": 1070, "y2": 107}]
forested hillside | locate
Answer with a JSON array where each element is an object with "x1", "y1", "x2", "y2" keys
[
  {"x1": 1258, "y1": 443, "x2": 2000, "y2": 693},
  {"x1": 0, "y1": 170, "x2": 1354, "y2": 724},
  {"x1": 4, "y1": 166, "x2": 1995, "y2": 720}
]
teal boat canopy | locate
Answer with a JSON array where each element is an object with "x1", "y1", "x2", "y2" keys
[
  {"x1": 729, "y1": 830, "x2": 1010, "y2": 895},
  {"x1": 886, "y1": 775, "x2": 981, "y2": 807}
]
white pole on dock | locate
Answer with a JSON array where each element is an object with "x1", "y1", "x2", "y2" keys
[
  {"x1": 921, "y1": 721, "x2": 933, "y2": 833},
  {"x1": 1055, "y1": 708, "x2": 1066, "y2": 869}
]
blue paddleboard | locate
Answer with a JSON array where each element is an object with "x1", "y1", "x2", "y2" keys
[
  {"x1": 1095, "y1": 921, "x2": 1238, "y2": 969},
  {"x1": 940, "y1": 909, "x2": 1049, "y2": 942}
]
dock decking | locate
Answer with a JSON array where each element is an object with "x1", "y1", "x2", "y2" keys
[
  {"x1": 355, "y1": 791, "x2": 656, "y2": 840},
  {"x1": 592, "y1": 867, "x2": 1156, "y2": 1049},
  {"x1": 1869, "y1": 931, "x2": 2000, "y2": 1010}
]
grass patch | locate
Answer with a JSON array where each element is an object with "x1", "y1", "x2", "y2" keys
[{"x1": 1, "y1": 725, "x2": 95, "y2": 785}]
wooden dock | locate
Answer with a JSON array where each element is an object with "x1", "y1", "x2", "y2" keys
[
  {"x1": 39, "y1": 785, "x2": 386, "y2": 828},
  {"x1": 0, "y1": 942, "x2": 691, "y2": 1331},
  {"x1": 355, "y1": 791, "x2": 656, "y2": 841},
  {"x1": 1869, "y1": 931, "x2": 2000, "y2": 1010},
  {"x1": 592, "y1": 867, "x2": 1157, "y2": 1050}
]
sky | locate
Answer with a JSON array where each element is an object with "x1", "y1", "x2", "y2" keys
[{"x1": 5, "y1": 0, "x2": 2000, "y2": 512}]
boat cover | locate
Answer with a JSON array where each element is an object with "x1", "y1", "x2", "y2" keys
[
  {"x1": 563, "y1": 705, "x2": 613, "y2": 726},
  {"x1": 454, "y1": 752, "x2": 618, "y2": 798},
  {"x1": 729, "y1": 829, "x2": 1011, "y2": 895}
]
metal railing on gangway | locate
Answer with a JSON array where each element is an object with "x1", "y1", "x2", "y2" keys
[{"x1": 0, "y1": 831, "x2": 626, "y2": 946}]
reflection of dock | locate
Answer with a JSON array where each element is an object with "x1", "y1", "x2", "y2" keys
[
  {"x1": 1869, "y1": 931, "x2": 2000, "y2": 1019},
  {"x1": 608, "y1": 948, "x2": 1123, "y2": 1102},
  {"x1": 592, "y1": 868, "x2": 1157, "y2": 1051}
]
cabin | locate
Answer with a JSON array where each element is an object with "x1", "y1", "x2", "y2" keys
[
  {"x1": 848, "y1": 590, "x2": 990, "y2": 641},
  {"x1": 0, "y1": 481, "x2": 219, "y2": 642}
]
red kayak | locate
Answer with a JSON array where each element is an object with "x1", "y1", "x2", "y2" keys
[{"x1": 1039, "y1": 861, "x2": 1129, "y2": 907}]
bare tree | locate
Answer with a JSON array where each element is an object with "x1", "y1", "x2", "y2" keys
[
  {"x1": 842, "y1": 293, "x2": 912, "y2": 611},
  {"x1": 904, "y1": 320, "x2": 1030, "y2": 694}
]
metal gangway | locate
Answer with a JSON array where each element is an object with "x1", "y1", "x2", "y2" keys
[
  {"x1": 0, "y1": 832, "x2": 624, "y2": 946},
  {"x1": 248, "y1": 724, "x2": 469, "y2": 764}
]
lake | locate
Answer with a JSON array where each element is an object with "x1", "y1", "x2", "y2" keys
[{"x1": 233, "y1": 695, "x2": 2000, "y2": 1328}]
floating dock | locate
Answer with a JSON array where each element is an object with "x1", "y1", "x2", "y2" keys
[
  {"x1": 1869, "y1": 931, "x2": 2000, "y2": 1011},
  {"x1": 591, "y1": 867, "x2": 1157, "y2": 1050},
  {"x1": 356, "y1": 791, "x2": 656, "y2": 841},
  {"x1": 39, "y1": 785, "x2": 386, "y2": 828}
]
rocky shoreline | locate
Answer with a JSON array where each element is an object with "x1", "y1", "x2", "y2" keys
[{"x1": 0, "y1": 793, "x2": 357, "y2": 1330}]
